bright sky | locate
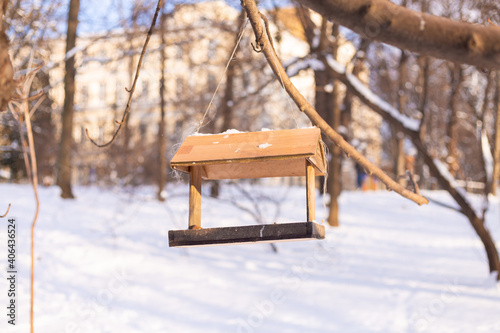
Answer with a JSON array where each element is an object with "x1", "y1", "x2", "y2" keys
[{"x1": 76, "y1": 0, "x2": 291, "y2": 34}]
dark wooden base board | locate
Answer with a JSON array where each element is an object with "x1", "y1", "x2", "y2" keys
[{"x1": 168, "y1": 222, "x2": 325, "y2": 247}]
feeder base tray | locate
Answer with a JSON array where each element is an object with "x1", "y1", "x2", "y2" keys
[{"x1": 168, "y1": 222, "x2": 325, "y2": 247}]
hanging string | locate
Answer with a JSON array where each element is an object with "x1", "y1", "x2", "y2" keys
[
  {"x1": 259, "y1": 14, "x2": 299, "y2": 129},
  {"x1": 196, "y1": 18, "x2": 249, "y2": 133},
  {"x1": 271, "y1": 47, "x2": 300, "y2": 129}
]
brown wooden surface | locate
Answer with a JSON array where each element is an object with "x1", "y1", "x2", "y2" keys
[
  {"x1": 169, "y1": 222, "x2": 325, "y2": 247},
  {"x1": 202, "y1": 157, "x2": 319, "y2": 180},
  {"x1": 306, "y1": 160, "x2": 315, "y2": 222},
  {"x1": 189, "y1": 166, "x2": 202, "y2": 229},
  {"x1": 171, "y1": 128, "x2": 326, "y2": 179}
]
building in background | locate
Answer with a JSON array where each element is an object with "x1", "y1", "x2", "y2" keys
[{"x1": 44, "y1": 1, "x2": 381, "y2": 188}]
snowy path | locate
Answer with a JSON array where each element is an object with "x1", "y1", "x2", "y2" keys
[{"x1": 0, "y1": 184, "x2": 499, "y2": 332}]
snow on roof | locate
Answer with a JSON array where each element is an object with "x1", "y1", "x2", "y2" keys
[{"x1": 171, "y1": 127, "x2": 326, "y2": 180}]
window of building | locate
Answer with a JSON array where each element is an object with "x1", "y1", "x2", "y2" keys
[
  {"x1": 80, "y1": 126, "x2": 86, "y2": 144},
  {"x1": 99, "y1": 82, "x2": 106, "y2": 103},
  {"x1": 208, "y1": 73, "x2": 216, "y2": 91},
  {"x1": 116, "y1": 82, "x2": 124, "y2": 103},
  {"x1": 139, "y1": 123, "x2": 147, "y2": 138},
  {"x1": 80, "y1": 85, "x2": 88, "y2": 105},
  {"x1": 176, "y1": 44, "x2": 183, "y2": 60},
  {"x1": 142, "y1": 81, "x2": 149, "y2": 99},
  {"x1": 98, "y1": 126, "x2": 104, "y2": 142},
  {"x1": 208, "y1": 40, "x2": 217, "y2": 59},
  {"x1": 243, "y1": 71, "x2": 251, "y2": 88},
  {"x1": 176, "y1": 77, "x2": 184, "y2": 96}
]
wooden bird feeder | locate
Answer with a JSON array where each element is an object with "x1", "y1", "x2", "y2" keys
[{"x1": 168, "y1": 127, "x2": 326, "y2": 247}]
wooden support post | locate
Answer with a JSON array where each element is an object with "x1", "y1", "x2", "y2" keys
[
  {"x1": 189, "y1": 166, "x2": 202, "y2": 229},
  {"x1": 306, "y1": 160, "x2": 315, "y2": 222}
]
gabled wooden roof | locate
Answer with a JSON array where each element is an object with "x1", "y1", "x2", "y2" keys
[{"x1": 170, "y1": 127, "x2": 326, "y2": 180}]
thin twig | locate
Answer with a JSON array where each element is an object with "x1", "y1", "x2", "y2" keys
[
  {"x1": 260, "y1": 12, "x2": 275, "y2": 52},
  {"x1": 7, "y1": 56, "x2": 42, "y2": 333},
  {"x1": 10, "y1": 90, "x2": 44, "y2": 102},
  {"x1": 0, "y1": 203, "x2": 11, "y2": 218},
  {"x1": 241, "y1": 0, "x2": 429, "y2": 206},
  {"x1": 397, "y1": 170, "x2": 421, "y2": 195},
  {"x1": 86, "y1": 0, "x2": 164, "y2": 148},
  {"x1": 196, "y1": 16, "x2": 248, "y2": 133},
  {"x1": 426, "y1": 197, "x2": 462, "y2": 213}
]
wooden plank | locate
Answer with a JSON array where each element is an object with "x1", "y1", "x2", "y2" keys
[
  {"x1": 188, "y1": 166, "x2": 202, "y2": 229},
  {"x1": 173, "y1": 155, "x2": 326, "y2": 179},
  {"x1": 171, "y1": 128, "x2": 320, "y2": 165},
  {"x1": 171, "y1": 128, "x2": 326, "y2": 179},
  {"x1": 204, "y1": 158, "x2": 313, "y2": 180},
  {"x1": 306, "y1": 160, "x2": 315, "y2": 222},
  {"x1": 168, "y1": 222, "x2": 325, "y2": 247}
]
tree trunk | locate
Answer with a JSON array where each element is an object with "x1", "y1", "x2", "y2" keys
[
  {"x1": 413, "y1": 133, "x2": 500, "y2": 278},
  {"x1": 394, "y1": 50, "x2": 408, "y2": 185},
  {"x1": 320, "y1": 53, "x2": 500, "y2": 279},
  {"x1": 209, "y1": 10, "x2": 245, "y2": 199},
  {"x1": 446, "y1": 65, "x2": 463, "y2": 178},
  {"x1": 326, "y1": 23, "x2": 342, "y2": 227},
  {"x1": 0, "y1": 0, "x2": 15, "y2": 111},
  {"x1": 416, "y1": 55, "x2": 429, "y2": 187},
  {"x1": 243, "y1": 0, "x2": 499, "y2": 279},
  {"x1": 327, "y1": 91, "x2": 342, "y2": 227},
  {"x1": 157, "y1": 3, "x2": 167, "y2": 202},
  {"x1": 56, "y1": 0, "x2": 79, "y2": 199},
  {"x1": 221, "y1": 10, "x2": 245, "y2": 132},
  {"x1": 492, "y1": 72, "x2": 500, "y2": 196}
]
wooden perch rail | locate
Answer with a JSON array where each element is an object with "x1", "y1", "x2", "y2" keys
[
  {"x1": 240, "y1": 0, "x2": 429, "y2": 206},
  {"x1": 296, "y1": 0, "x2": 500, "y2": 70}
]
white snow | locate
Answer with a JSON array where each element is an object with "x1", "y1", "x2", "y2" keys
[
  {"x1": 286, "y1": 58, "x2": 325, "y2": 77},
  {"x1": 419, "y1": 14, "x2": 426, "y2": 31},
  {"x1": 433, "y1": 158, "x2": 468, "y2": 199},
  {"x1": 324, "y1": 83, "x2": 334, "y2": 93},
  {"x1": 286, "y1": 59, "x2": 311, "y2": 78},
  {"x1": 222, "y1": 129, "x2": 244, "y2": 135},
  {"x1": 65, "y1": 44, "x2": 86, "y2": 61},
  {"x1": 0, "y1": 184, "x2": 499, "y2": 332},
  {"x1": 258, "y1": 143, "x2": 272, "y2": 149},
  {"x1": 311, "y1": 29, "x2": 321, "y2": 49},
  {"x1": 324, "y1": 54, "x2": 346, "y2": 75},
  {"x1": 191, "y1": 129, "x2": 243, "y2": 137},
  {"x1": 481, "y1": 129, "x2": 494, "y2": 186},
  {"x1": 324, "y1": 55, "x2": 422, "y2": 132},
  {"x1": 347, "y1": 73, "x2": 421, "y2": 132},
  {"x1": 431, "y1": 158, "x2": 488, "y2": 218}
]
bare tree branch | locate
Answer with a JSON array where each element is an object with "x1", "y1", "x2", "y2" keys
[
  {"x1": 86, "y1": 0, "x2": 164, "y2": 147},
  {"x1": 295, "y1": 0, "x2": 500, "y2": 70},
  {"x1": 318, "y1": 50, "x2": 500, "y2": 278},
  {"x1": 240, "y1": 0, "x2": 429, "y2": 206},
  {"x1": 0, "y1": 203, "x2": 11, "y2": 218},
  {"x1": 8, "y1": 59, "x2": 42, "y2": 333}
]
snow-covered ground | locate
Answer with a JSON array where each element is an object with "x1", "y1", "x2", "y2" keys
[{"x1": 0, "y1": 183, "x2": 499, "y2": 333}]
